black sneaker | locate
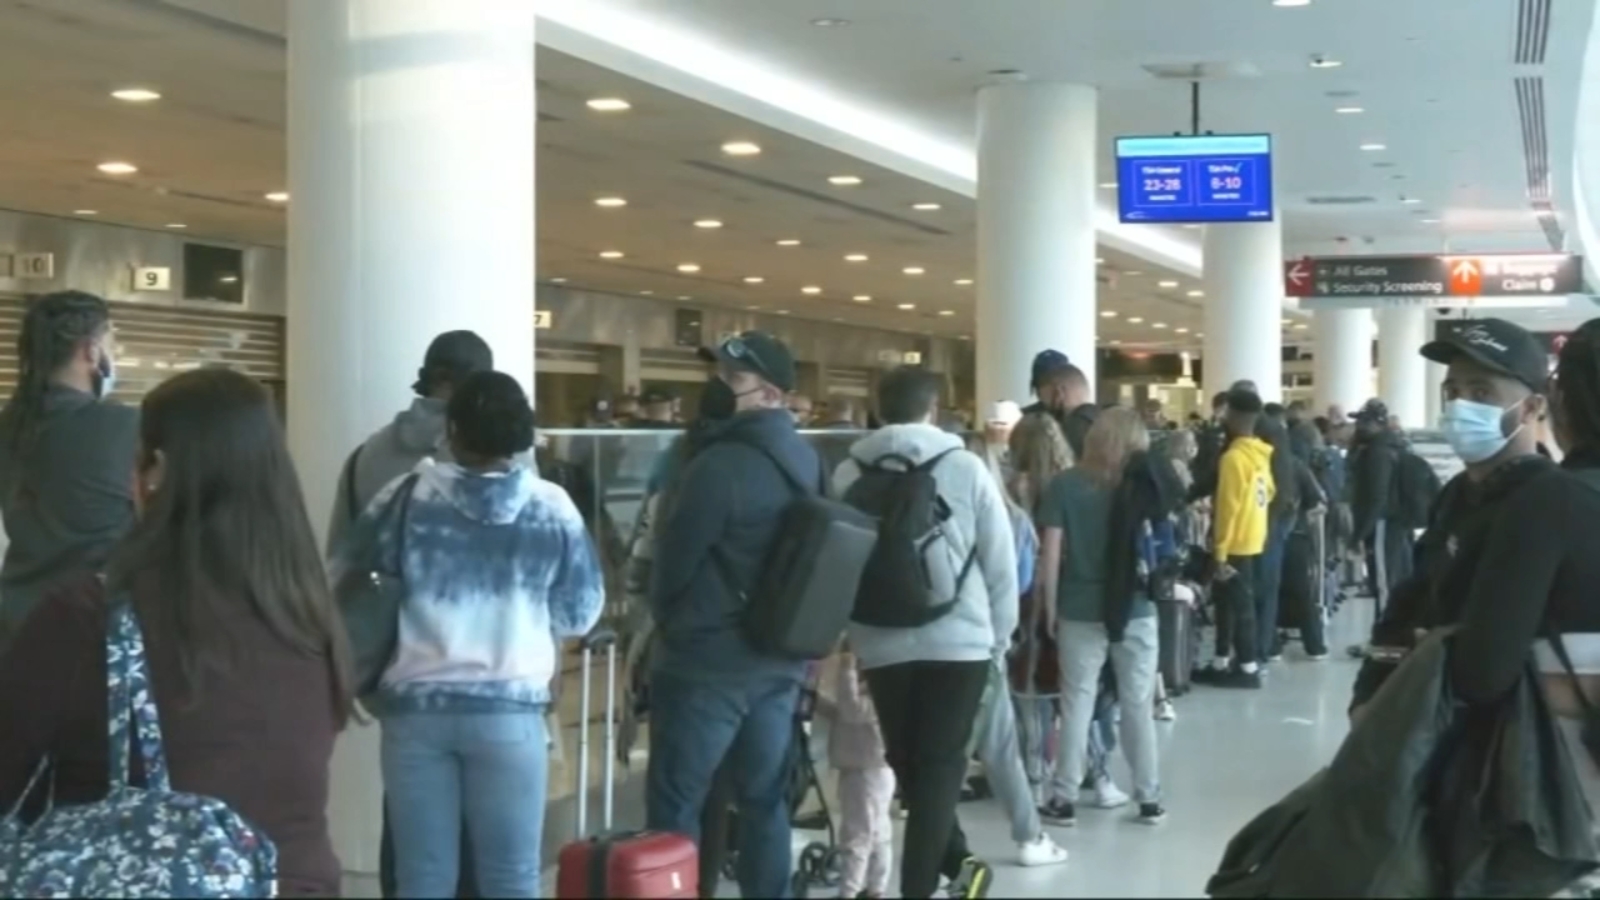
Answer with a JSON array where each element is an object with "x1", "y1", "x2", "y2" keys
[
  {"x1": 949, "y1": 857, "x2": 993, "y2": 899},
  {"x1": 1137, "y1": 803, "x2": 1168, "y2": 825},
  {"x1": 1038, "y1": 799, "x2": 1076, "y2": 827},
  {"x1": 1191, "y1": 667, "x2": 1222, "y2": 685},
  {"x1": 1215, "y1": 669, "x2": 1263, "y2": 689}
]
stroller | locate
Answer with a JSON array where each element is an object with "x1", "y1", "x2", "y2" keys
[{"x1": 719, "y1": 671, "x2": 842, "y2": 897}]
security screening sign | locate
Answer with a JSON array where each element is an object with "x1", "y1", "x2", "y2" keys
[{"x1": 1285, "y1": 253, "x2": 1584, "y2": 310}]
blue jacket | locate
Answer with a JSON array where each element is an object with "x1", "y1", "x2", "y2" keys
[{"x1": 649, "y1": 409, "x2": 821, "y2": 681}]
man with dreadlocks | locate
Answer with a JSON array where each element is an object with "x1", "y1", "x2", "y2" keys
[{"x1": 0, "y1": 291, "x2": 136, "y2": 649}]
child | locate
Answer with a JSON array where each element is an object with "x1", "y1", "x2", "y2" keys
[
  {"x1": 827, "y1": 643, "x2": 895, "y2": 899},
  {"x1": 1202, "y1": 388, "x2": 1276, "y2": 689}
]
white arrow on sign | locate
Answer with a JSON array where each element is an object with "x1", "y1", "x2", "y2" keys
[
  {"x1": 1287, "y1": 259, "x2": 1311, "y2": 288},
  {"x1": 1450, "y1": 258, "x2": 1479, "y2": 285}
]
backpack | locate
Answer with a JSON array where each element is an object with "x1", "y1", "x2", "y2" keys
[
  {"x1": 729, "y1": 442, "x2": 879, "y2": 661},
  {"x1": 843, "y1": 449, "x2": 977, "y2": 628},
  {"x1": 0, "y1": 600, "x2": 278, "y2": 898},
  {"x1": 1392, "y1": 449, "x2": 1442, "y2": 529}
]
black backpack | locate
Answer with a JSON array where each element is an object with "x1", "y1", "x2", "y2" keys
[
  {"x1": 1392, "y1": 449, "x2": 1442, "y2": 529},
  {"x1": 843, "y1": 449, "x2": 977, "y2": 628},
  {"x1": 727, "y1": 442, "x2": 880, "y2": 661}
]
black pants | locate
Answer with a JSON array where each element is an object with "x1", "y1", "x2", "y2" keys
[
  {"x1": 379, "y1": 797, "x2": 477, "y2": 898},
  {"x1": 1214, "y1": 554, "x2": 1263, "y2": 666},
  {"x1": 865, "y1": 660, "x2": 989, "y2": 899},
  {"x1": 1364, "y1": 519, "x2": 1415, "y2": 619}
]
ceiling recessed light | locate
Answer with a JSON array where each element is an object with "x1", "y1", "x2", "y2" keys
[
  {"x1": 1100, "y1": 310, "x2": 1118, "y2": 318},
  {"x1": 1197, "y1": 332, "x2": 1206, "y2": 338},
  {"x1": 1420, "y1": 217, "x2": 1442, "y2": 224},
  {"x1": 845, "y1": 253, "x2": 869, "y2": 262},
  {"x1": 1157, "y1": 280, "x2": 1179, "y2": 288},
  {"x1": 1128, "y1": 316, "x2": 1145, "y2": 324},
  {"x1": 802, "y1": 286, "x2": 823, "y2": 295},
  {"x1": 852, "y1": 295, "x2": 872, "y2": 303},
  {"x1": 678, "y1": 295, "x2": 693, "y2": 301},
  {"x1": 1187, "y1": 289, "x2": 1205, "y2": 297},
  {"x1": 639, "y1": 290, "x2": 654, "y2": 296},
  {"x1": 1336, "y1": 106, "x2": 1365, "y2": 114},
  {"x1": 1402, "y1": 197, "x2": 1422, "y2": 204},
  {"x1": 265, "y1": 191, "x2": 290, "y2": 203},
  {"x1": 938, "y1": 310, "x2": 956, "y2": 317},
  {"x1": 897, "y1": 303, "x2": 917, "y2": 310},
  {"x1": 1098, "y1": 182, "x2": 1118, "y2": 190},
  {"x1": 97, "y1": 161, "x2": 138, "y2": 175},
  {"x1": 777, "y1": 309, "x2": 791, "y2": 315},
  {"x1": 677, "y1": 263, "x2": 701, "y2": 273},
  {"x1": 1153, "y1": 322, "x2": 1169, "y2": 329},
  {"x1": 693, "y1": 219, "x2": 724, "y2": 229},
  {"x1": 111, "y1": 87, "x2": 162, "y2": 103},
  {"x1": 828, "y1": 175, "x2": 863, "y2": 186},
  {"x1": 594, "y1": 197, "x2": 628, "y2": 208},
  {"x1": 776, "y1": 238, "x2": 801, "y2": 247},
  {"x1": 1273, "y1": 0, "x2": 1311, "y2": 7},
  {"x1": 954, "y1": 278, "x2": 973, "y2": 286},
  {"x1": 810, "y1": 17, "x2": 850, "y2": 26},
  {"x1": 1110, "y1": 340, "x2": 1123, "y2": 346},
  {"x1": 218, "y1": 276, "x2": 239, "y2": 284},
  {"x1": 1309, "y1": 57, "x2": 1344, "y2": 69},
  {"x1": 746, "y1": 305, "x2": 761, "y2": 311},
  {"x1": 1294, "y1": 323, "x2": 1310, "y2": 330},
  {"x1": 1182, "y1": 224, "x2": 1202, "y2": 230},
  {"x1": 586, "y1": 97, "x2": 632, "y2": 112},
  {"x1": 903, "y1": 266, "x2": 926, "y2": 275},
  {"x1": 599, "y1": 250, "x2": 625, "y2": 259},
  {"x1": 744, "y1": 276, "x2": 765, "y2": 284},
  {"x1": 1360, "y1": 142, "x2": 1387, "y2": 151},
  {"x1": 1176, "y1": 327, "x2": 1190, "y2": 334},
  {"x1": 550, "y1": 277, "x2": 568, "y2": 283},
  {"x1": 73, "y1": 209, "x2": 98, "y2": 216},
  {"x1": 912, "y1": 202, "x2": 942, "y2": 211},
  {"x1": 165, "y1": 223, "x2": 187, "y2": 229},
  {"x1": 722, "y1": 141, "x2": 762, "y2": 156},
  {"x1": 1095, "y1": 257, "x2": 1106, "y2": 265}
]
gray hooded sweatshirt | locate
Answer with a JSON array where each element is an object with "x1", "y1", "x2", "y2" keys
[
  {"x1": 326, "y1": 398, "x2": 454, "y2": 555},
  {"x1": 832, "y1": 423, "x2": 1019, "y2": 671}
]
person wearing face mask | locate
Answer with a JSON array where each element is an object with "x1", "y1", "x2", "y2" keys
[
  {"x1": 645, "y1": 331, "x2": 822, "y2": 900},
  {"x1": 1348, "y1": 317, "x2": 1557, "y2": 719},
  {"x1": 0, "y1": 291, "x2": 137, "y2": 650}
]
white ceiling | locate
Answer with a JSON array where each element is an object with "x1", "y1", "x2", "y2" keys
[{"x1": 0, "y1": 0, "x2": 1592, "y2": 350}]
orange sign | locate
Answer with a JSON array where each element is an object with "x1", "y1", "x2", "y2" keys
[{"x1": 1445, "y1": 257, "x2": 1482, "y2": 296}]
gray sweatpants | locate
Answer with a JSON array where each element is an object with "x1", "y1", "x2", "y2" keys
[
  {"x1": 1049, "y1": 616, "x2": 1162, "y2": 805},
  {"x1": 974, "y1": 661, "x2": 1045, "y2": 844}
]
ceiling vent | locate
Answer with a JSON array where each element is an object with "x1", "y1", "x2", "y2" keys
[
  {"x1": 1304, "y1": 195, "x2": 1378, "y2": 206},
  {"x1": 1515, "y1": 75, "x2": 1564, "y2": 250},
  {"x1": 1515, "y1": 0, "x2": 1552, "y2": 65},
  {"x1": 1141, "y1": 61, "x2": 1261, "y2": 81}
]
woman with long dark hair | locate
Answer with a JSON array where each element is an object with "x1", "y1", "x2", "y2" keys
[
  {"x1": 0, "y1": 291, "x2": 137, "y2": 647},
  {"x1": 0, "y1": 367, "x2": 353, "y2": 896}
]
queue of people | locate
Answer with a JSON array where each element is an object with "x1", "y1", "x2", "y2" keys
[{"x1": 4, "y1": 285, "x2": 1600, "y2": 899}]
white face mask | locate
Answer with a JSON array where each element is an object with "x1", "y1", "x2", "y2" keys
[
  {"x1": 92, "y1": 345, "x2": 116, "y2": 400},
  {"x1": 1438, "y1": 397, "x2": 1524, "y2": 464}
]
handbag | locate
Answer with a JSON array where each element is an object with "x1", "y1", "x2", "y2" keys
[
  {"x1": 1544, "y1": 633, "x2": 1600, "y2": 768},
  {"x1": 0, "y1": 600, "x2": 278, "y2": 897},
  {"x1": 336, "y1": 472, "x2": 421, "y2": 698}
]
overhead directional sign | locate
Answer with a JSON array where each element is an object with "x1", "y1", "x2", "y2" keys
[{"x1": 1285, "y1": 253, "x2": 1584, "y2": 307}]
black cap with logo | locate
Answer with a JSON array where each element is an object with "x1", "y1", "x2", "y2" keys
[
  {"x1": 1420, "y1": 318, "x2": 1550, "y2": 392},
  {"x1": 716, "y1": 331, "x2": 797, "y2": 392},
  {"x1": 414, "y1": 330, "x2": 494, "y2": 395}
]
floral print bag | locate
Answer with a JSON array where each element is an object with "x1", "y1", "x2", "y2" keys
[{"x1": 0, "y1": 599, "x2": 278, "y2": 898}]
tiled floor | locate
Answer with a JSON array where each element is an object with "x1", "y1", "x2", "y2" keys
[{"x1": 351, "y1": 606, "x2": 1370, "y2": 898}]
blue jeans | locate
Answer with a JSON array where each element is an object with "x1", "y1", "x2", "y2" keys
[
  {"x1": 381, "y1": 711, "x2": 548, "y2": 899},
  {"x1": 646, "y1": 670, "x2": 800, "y2": 899},
  {"x1": 1257, "y1": 517, "x2": 1292, "y2": 659}
]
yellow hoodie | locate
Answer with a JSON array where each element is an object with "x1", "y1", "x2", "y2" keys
[{"x1": 1214, "y1": 435, "x2": 1276, "y2": 562}]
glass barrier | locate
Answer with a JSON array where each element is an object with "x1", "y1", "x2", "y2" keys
[{"x1": 534, "y1": 427, "x2": 872, "y2": 806}]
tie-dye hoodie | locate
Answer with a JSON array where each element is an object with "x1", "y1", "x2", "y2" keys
[{"x1": 331, "y1": 459, "x2": 605, "y2": 715}]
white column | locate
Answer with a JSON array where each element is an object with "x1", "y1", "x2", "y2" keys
[
  {"x1": 1202, "y1": 220, "x2": 1285, "y2": 402},
  {"x1": 976, "y1": 82, "x2": 1098, "y2": 410},
  {"x1": 1376, "y1": 308, "x2": 1428, "y2": 429},
  {"x1": 287, "y1": 0, "x2": 536, "y2": 875},
  {"x1": 1312, "y1": 308, "x2": 1372, "y2": 415},
  {"x1": 1424, "y1": 359, "x2": 1447, "y2": 428}
]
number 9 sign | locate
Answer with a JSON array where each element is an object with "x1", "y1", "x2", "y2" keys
[{"x1": 133, "y1": 266, "x2": 172, "y2": 292}]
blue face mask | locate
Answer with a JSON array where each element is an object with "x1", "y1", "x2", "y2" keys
[{"x1": 1439, "y1": 398, "x2": 1524, "y2": 464}]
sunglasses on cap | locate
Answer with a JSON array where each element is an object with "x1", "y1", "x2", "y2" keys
[{"x1": 719, "y1": 335, "x2": 776, "y2": 385}]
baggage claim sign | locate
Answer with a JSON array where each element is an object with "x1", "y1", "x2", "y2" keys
[{"x1": 1284, "y1": 253, "x2": 1584, "y2": 310}]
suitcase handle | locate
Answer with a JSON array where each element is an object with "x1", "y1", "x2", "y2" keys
[{"x1": 575, "y1": 626, "x2": 619, "y2": 840}]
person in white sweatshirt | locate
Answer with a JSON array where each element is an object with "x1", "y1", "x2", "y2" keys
[{"x1": 832, "y1": 366, "x2": 1019, "y2": 900}]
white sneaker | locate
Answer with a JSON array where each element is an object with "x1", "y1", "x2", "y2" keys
[
  {"x1": 1154, "y1": 699, "x2": 1177, "y2": 722},
  {"x1": 1017, "y1": 834, "x2": 1070, "y2": 868},
  {"x1": 1087, "y1": 778, "x2": 1131, "y2": 809}
]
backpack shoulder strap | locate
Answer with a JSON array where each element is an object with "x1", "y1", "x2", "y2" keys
[
  {"x1": 915, "y1": 447, "x2": 963, "y2": 473},
  {"x1": 342, "y1": 444, "x2": 365, "y2": 519},
  {"x1": 729, "y1": 436, "x2": 816, "y2": 497}
]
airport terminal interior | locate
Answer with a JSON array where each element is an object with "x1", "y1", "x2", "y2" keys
[{"x1": 4, "y1": 0, "x2": 1600, "y2": 897}]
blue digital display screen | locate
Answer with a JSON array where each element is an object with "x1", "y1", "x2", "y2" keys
[{"x1": 1115, "y1": 134, "x2": 1274, "y2": 224}]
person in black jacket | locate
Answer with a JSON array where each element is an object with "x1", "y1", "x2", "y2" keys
[
  {"x1": 1020, "y1": 350, "x2": 1098, "y2": 458},
  {"x1": 645, "y1": 331, "x2": 821, "y2": 900},
  {"x1": 1349, "y1": 318, "x2": 1554, "y2": 716},
  {"x1": 1346, "y1": 398, "x2": 1414, "y2": 621}
]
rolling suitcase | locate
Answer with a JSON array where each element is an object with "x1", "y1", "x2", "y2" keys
[
  {"x1": 1156, "y1": 589, "x2": 1197, "y2": 697},
  {"x1": 556, "y1": 629, "x2": 698, "y2": 899}
]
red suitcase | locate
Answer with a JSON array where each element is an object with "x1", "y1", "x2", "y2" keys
[{"x1": 556, "y1": 629, "x2": 698, "y2": 899}]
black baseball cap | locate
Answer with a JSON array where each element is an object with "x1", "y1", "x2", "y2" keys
[
  {"x1": 414, "y1": 330, "x2": 494, "y2": 394},
  {"x1": 716, "y1": 331, "x2": 797, "y2": 392},
  {"x1": 1030, "y1": 349, "x2": 1072, "y2": 389},
  {"x1": 640, "y1": 387, "x2": 676, "y2": 406},
  {"x1": 1353, "y1": 398, "x2": 1389, "y2": 425},
  {"x1": 1420, "y1": 318, "x2": 1549, "y2": 391}
]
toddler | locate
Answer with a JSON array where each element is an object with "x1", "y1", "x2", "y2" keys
[{"x1": 827, "y1": 644, "x2": 895, "y2": 899}]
